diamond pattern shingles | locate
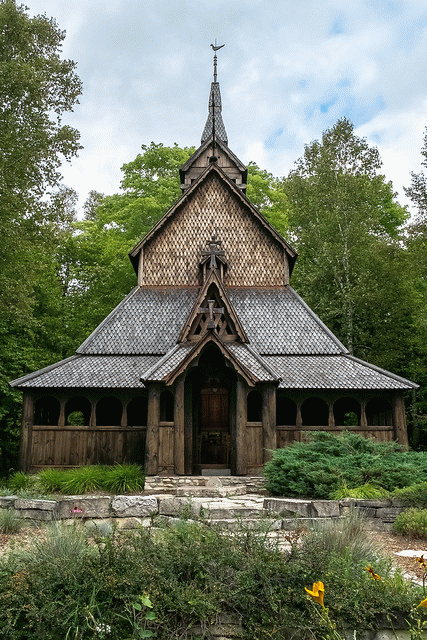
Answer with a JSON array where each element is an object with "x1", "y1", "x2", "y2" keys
[
  {"x1": 142, "y1": 344, "x2": 195, "y2": 381},
  {"x1": 264, "y1": 355, "x2": 416, "y2": 390},
  {"x1": 227, "y1": 343, "x2": 277, "y2": 382},
  {"x1": 228, "y1": 287, "x2": 346, "y2": 355},
  {"x1": 78, "y1": 287, "x2": 199, "y2": 355},
  {"x1": 12, "y1": 355, "x2": 160, "y2": 388}
]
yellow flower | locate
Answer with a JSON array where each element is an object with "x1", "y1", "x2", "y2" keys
[
  {"x1": 365, "y1": 565, "x2": 381, "y2": 580},
  {"x1": 418, "y1": 597, "x2": 427, "y2": 608},
  {"x1": 416, "y1": 555, "x2": 427, "y2": 569},
  {"x1": 305, "y1": 581, "x2": 325, "y2": 607}
]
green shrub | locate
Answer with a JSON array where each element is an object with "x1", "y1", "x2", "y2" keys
[
  {"x1": 264, "y1": 431, "x2": 427, "y2": 498},
  {"x1": 103, "y1": 464, "x2": 145, "y2": 493},
  {"x1": 7, "y1": 472, "x2": 36, "y2": 493},
  {"x1": 393, "y1": 508, "x2": 427, "y2": 538},
  {"x1": 393, "y1": 482, "x2": 427, "y2": 508},
  {"x1": 0, "y1": 509, "x2": 22, "y2": 534},
  {"x1": 0, "y1": 516, "x2": 421, "y2": 640},
  {"x1": 37, "y1": 468, "x2": 67, "y2": 494},
  {"x1": 60, "y1": 465, "x2": 106, "y2": 494},
  {"x1": 331, "y1": 481, "x2": 389, "y2": 500}
]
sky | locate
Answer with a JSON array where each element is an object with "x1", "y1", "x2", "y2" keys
[{"x1": 24, "y1": 0, "x2": 427, "y2": 214}]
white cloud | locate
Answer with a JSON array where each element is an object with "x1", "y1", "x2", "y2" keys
[{"x1": 22, "y1": 0, "x2": 427, "y2": 216}]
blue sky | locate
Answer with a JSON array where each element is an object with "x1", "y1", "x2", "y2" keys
[{"x1": 25, "y1": 0, "x2": 427, "y2": 212}]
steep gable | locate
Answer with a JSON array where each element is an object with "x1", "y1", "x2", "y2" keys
[{"x1": 130, "y1": 164, "x2": 296, "y2": 288}]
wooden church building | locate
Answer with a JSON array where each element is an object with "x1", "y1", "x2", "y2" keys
[{"x1": 11, "y1": 54, "x2": 417, "y2": 475}]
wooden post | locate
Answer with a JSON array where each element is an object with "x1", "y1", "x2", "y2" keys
[
  {"x1": 184, "y1": 381, "x2": 193, "y2": 475},
  {"x1": 393, "y1": 393, "x2": 408, "y2": 448},
  {"x1": 58, "y1": 400, "x2": 65, "y2": 427},
  {"x1": 89, "y1": 401, "x2": 96, "y2": 427},
  {"x1": 360, "y1": 400, "x2": 368, "y2": 428},
  {"x1": 296, "y1": 404, "x2": 302, "y2": 429},
  {"x1": 121, "y1": 401, "x2": 127, "y2": 428},
  {"x1": 262, "y1": 384, "x2": 276, "y2": 463},
  {"x1": 146, "y1": 384, "x2": 160, "y2": 475},
  {"x1": 19, "y1": 392, "x2": 34, "y2": 471},
  {"x1": 174, "y1": 377, "x2": 185, "y2": 475},
  {"x1": 235, "y1": 377, "x2": 247, "y2": 475},
  {"x1": 328, "y1": 403, "x2": 335, "y2": 429}
]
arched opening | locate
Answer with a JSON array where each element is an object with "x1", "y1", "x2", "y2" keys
[
  {"x1": 34, "y1": 396, "x2": 60, "y2": 426},
  {"x1": 65, "y1": 396, "x2": 91, "y2": 426},
  {"x1": 334, "y1": 397, "x2": 361, "y2": 427},
  {"x1": 247, "y1": 390, "x2": 262, "y2": 422},
  {"x1": 127, "y1": 395, "x2": 148, "y2": 426},
  {"x1": 160, "y1": 390, "x2": 174, "y2": 423},
  {"x1": 301, "y1": 397, "x2": 329, "y2": 426},
  {"x1": 276, "y1": 395, "x2": 297, "y2": 426},
  {"x1": 366, "y1": 398, "x2": 393, "y2": 426},
  {"x1": 96, "y1": 396, "x2": 122, "y2": 426}
]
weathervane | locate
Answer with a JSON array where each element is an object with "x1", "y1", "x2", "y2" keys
[{"x1": 210, "y1": 40, "x2": 225, "y2": 83}]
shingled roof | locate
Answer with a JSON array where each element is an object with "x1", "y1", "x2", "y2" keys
[{"x1": 10, "y1": 283, "x2": 417, "y2": 391}]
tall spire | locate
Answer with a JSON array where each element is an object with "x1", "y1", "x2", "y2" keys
[{"x1": 201, "y1": 43, "x2": 228, "y2": 147}]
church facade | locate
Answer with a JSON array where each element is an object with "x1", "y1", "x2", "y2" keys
[{"x1": 11, "y1": 64, "x2": 417, "y2": 475}]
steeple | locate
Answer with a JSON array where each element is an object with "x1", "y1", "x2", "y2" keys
[{"x1": 201, "y1": 43, "x2": 228, "y2": 146}]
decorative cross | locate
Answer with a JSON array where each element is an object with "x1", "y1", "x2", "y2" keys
[
  {"x1": 200, "y1": 236, "x2": 226, "y2": 270},
  {"x1": 199, "y1": 299, "x2": 224, "y2": 329}
]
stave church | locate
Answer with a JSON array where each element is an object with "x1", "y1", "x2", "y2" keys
[{"x1": 11, "y1": 50, "x2": 417, "y2": 476}]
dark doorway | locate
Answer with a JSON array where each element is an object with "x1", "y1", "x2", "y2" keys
[{"x1": 190, "y1": 343, "x2": 235, "y2": 472}]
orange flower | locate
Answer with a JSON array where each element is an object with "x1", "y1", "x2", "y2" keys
[
  {"x1": 416, "y1": 555, "x2": 427, "y2": 569},
  {"x1": 365, "y1": 565, "x2": 381, "y2": 580},
  {"x1": 305, "y1": 581, "x2": 325, "y2": 607},
  {"x1": 418, "y1": 597, "x2": 427, "y2": 608}
]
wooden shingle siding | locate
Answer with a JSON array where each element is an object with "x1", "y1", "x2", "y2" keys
[{"x1": 141, "y1": 174, "x2": 286, "y2": 287}]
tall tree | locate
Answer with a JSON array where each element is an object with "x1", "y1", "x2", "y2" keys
[
  {"x1": 283, "y1": 118, "x2": 410, "y2": 366},
  {"x1": 0, "y1": 1, "x2": 82, "y2": 471}
]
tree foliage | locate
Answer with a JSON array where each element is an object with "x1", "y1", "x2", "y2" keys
[
  {"x1": 283, "y1": 118, "x2": 411, "y2": 368},
  {"x1": 0, "y1": 1, "x2": 82, "y2": 471}
]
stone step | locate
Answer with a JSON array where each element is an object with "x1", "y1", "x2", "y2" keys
[
  {"x1": 207, "y1": 517, "x2": 283, "y2": 530},
  {"x1": 175, "y1": 485, "x2": 247, "y2": 498}
]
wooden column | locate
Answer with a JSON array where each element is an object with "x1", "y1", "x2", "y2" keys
[
  {"x1": 262, "y1": 384, "x2": 276, "y2": 463},
  {"x1": 89, "y1": 401, "x2": 96, "y2": 427},
  {"x1": 58, "y1": 400, "x2": 65, "y2": 427},
  {"x1": 121, "y1": 401, "x2": 127, "y2": 428},
  {"x1": 328, "y1": 403, "x2": 335, "y2": 428},
  {"x1": 360, "y1": 400, "x2": 368, "y2": 428},
  {"x1": 19, "y1": 392, "x2": 34, "y2": 471},
  {"x1": 146, "y1": 384, "x2": 160, "y2": 475},
  {"x1": 236, "y1": 377, "x2": 247, "y2": 475},
  {"x1": 174, "y1": 377, "x2": 185, "y2": 475},
  {"x1": 296, "y1": 404, "x2": 302, "y2": 429},
  {"x1": 393, "y1": 393, "x2": 408, "y2": 448}
]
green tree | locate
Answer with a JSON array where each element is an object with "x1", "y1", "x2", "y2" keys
[
  {"x1": 283, "y1": 118, "x2": 410, "y2": 366},
  {"x1": 0, "y1": 1, "x2": 82, "y2": 471},
  {"x1": 246, "y1": 162, "x2": 290, "y2": 234}
]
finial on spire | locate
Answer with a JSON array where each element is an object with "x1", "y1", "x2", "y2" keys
[
  {"x1": 210, "y1": 41, "x2": 225, "y2": 83},
  {"x1": 201, "y1": 42, "x2": 228, "y2": 147}
]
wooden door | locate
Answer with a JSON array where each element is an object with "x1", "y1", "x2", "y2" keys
[{"x1": 199, "y1": 387, "x2": 230, "y2": 465}]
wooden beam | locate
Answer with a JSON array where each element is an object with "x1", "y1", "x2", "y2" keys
[
  {"x1": 235, "y1": 377, "x2": 247, "y2": 475},
  {"x1": 146, "y1": 384, "x2": 160, "y2": 475},
  {"x1": 19, "y1": 392, "x2": 34, "y2": 472},
  {"x1": 393, "y1": 393, "x2": 408, "y2": 448},
  {"x1": 262, "y1": 384, "x2": 276, "y2": 463},
  {"x1": 174, "y1": 377, "x2": 185, "y2": 475}
]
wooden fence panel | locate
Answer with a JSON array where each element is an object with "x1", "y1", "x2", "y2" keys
[{"x1": 29, "y1": 426, "x2": 147, "y2": 470}]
